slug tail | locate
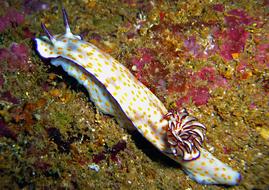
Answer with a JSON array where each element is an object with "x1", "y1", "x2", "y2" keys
[{"x1": 180, "y1": 148, "x2": 241, "y2": 185}]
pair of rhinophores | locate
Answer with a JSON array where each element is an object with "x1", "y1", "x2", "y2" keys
[{"x1": 34, "y1": 8, "x2": 241, "y2": 186}]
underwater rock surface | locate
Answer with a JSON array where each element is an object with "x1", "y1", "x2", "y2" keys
[{"x1": 0, "y1": 0, "x2": 268, "y2": 189}]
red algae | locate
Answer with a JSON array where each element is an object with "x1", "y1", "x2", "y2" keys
[
  {"x1": 92, "y1": 140, "x2": 127, "y2": 164},
  {"x1": 225, "y1": 9, "x2": 254, "y2": 27},
  {"x1": 0, "y1": 43, "x2": 33, "y2": 72},
  {"x1": 1, "y1": 91, "x2": 19, "y2": 104},
  {"x1": 216, "y1": 27, "x2": 249, "y2": 61},
  {"x1": 0, "y1": 118, "x2": 17, "y2": 140},
  {"x1": 176, "y1": 86, "x2": 210, "y2": 107},
  {"x1": 196, "y1": 66, "x2": 228, "y2": 88},
  {"x1": 255, "y1": 43, "x2": 269, "y2": 67},
  {"x1": 0, "y1": 74, "x2": 4, "y2": 88},
  {"x1": 212, "y1": 4, "x2": 225, "y2": 12},
  {"x1": 0, "y1": 8, "x2": 24, "y2": 32}
]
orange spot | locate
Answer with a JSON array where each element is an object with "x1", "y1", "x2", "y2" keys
[
  {"x1": 98, "y1": 54, "x2": 104, "y2": 58},
  {"x1": 105, "y1": 102, "x2": 110, "y2": 107},
  {"x1": 144, "y1": 129, "x2": 149, "y2": 136},
  {"x1": 112, "y1": 76, "x2": 116, "y2": 81},
  {"x1": 87, "y1": 52, "x2": 93, "y2": 56},
  {"x1": 80, "y1": 74, "x2": 87, "y2": 81},
  {"x1": 232, "y1": 53, "x2": 239, "y2": 59},
  {"x1": 87, "y1": 62, "x2": 93, "y2": 68}
]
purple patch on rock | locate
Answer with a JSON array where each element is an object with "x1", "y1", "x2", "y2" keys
[
  {"x1": 24, "y1": 0, "x2": 50, "y2": 14},
  {"x1": 110, "y1": 140, "x2": 126, "y2": 161},
  {"x1": 213, "y1": 4, "x2": 225, "y2": 12},
  {"x1": 0, "y1": 8, "x2": 24, "y2": 32},
  {"x1": 92, "y1": 152, "x2": 106, "y2": 164},
  {"x1": 1, "y1": 91, "x2": 19, "y2": 104},
  {"x1": 225, "y1": 9, "x2": 254, "y2": 27},
  {"x1": 176, "y1": 87, "x2": 210, "y2": 106},
  {"x1": 255, "y1": 43, "x2": 269, "y2": 67},
  {"x1": 0, "y1": 74, "x2": 4, "y2": 88},
  {"x1": 0, "y1": 118, "x2": 17, "y2": 140},
  {"x1": 0, "y1": 43, "x2": 31, "y2": 72},
  {"x1": 217, "y1": 27, "x2": 249, "y2": 61},
  {"x1": 184, "y1": 36, "x2": 202, "y2": 58}
]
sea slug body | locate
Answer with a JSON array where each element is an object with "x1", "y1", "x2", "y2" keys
[{"x1": 34, "y1": 8, "x2": 241, "y2": 186}]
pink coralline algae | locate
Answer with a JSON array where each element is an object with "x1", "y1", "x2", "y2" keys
[
  {"x1": 176, "y1": 87, "x2": 210, "y2": 107},
  {"x1": 0, "y1": 8, "x2": 24, "y2": 33},
  {"x1": 212, "y1": 4, "x2": 225, "y2": 12},
  {"x1": 195, "y1": 66, "x2": 228, "y2": 88},
  {"x1": 130, "y1": 48, "x2": 168, "y2": 92},
  {"x1": 213, "y1": 9, "x2": 255, "y2": 61},
  {"x1": 0, "y1": 43, "x2": 33, "y2": 72},
  {"x1": 255, "y1": 43, "x2": 269, "y2": 67},
  {"x1": 175, "y1": 66, "x2": 229, "y2": 107},
  {"x1": 131, "y1": 48, "x2": 154, "y2": 73},
  {"x1": 224, "y1": 9, "x2": 254, "y2": 27},
  {"x1": 216, "y1": 27, "x2": 249, "y2": 61}
]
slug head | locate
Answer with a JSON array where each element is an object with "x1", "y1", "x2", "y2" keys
[{"x1": 34, "y1": 8, "x2": 82, "y2": 59}]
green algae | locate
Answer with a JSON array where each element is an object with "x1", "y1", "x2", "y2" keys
[{"x1": 0, "y1": 0, "x2": 268, "y2": 189}]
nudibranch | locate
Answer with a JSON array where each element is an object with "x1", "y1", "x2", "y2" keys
[{"x1": 34, "y1": 9, "x2": 241, "y2": 186}]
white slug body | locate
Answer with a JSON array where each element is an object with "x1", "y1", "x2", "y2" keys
[{"x1": 34, "y1": 9, "x2": 241, "y2": 186}]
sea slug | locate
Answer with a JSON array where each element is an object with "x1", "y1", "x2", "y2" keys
[{"x1": 34, "y1": 8, "x2": 241, "y2": 186}]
